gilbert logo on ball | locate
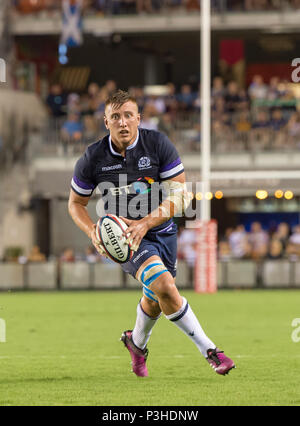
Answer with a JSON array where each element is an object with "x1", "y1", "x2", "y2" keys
[
  {"x1": 98, "y1": 214, "x2": 133, "y2": 263},
  {"x1": 0, "y1": 58, "x2": 6, "y2": 83}
]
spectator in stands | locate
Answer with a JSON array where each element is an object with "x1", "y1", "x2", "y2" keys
[
  {"x1": 27, "y1": 245, "x2": 46, "y2": 262},
  {"x1": 85, "y1": 245, "x2": 99, "y2": 263},
  {"x1": 251, "y1": 109, "x2": 270, "y2": 149},
  {"x1": 144, "y1": 94, "x2": 166, "y2": 115},
  {"x1": 287, "y1": 111, "x2": 300, "y2": 148},
  {"x1": 140, "y1": 106, "x2": 158, "y2": 130},
  {"x1": 248, "y1": 74, "x2": 268, "y2": 100},
  {"x1": 177, "y1": 227, "x2": 197, "y2": 267},
  {"x1": 224, "y1": 81, "x2": 242, "y2": 113},
  {"x1": 67, "y1": 93, "x2": 82, "y2": 115},
  {"x1": 188, "y1": 122, "x2": 201, "y2": 151},
  {"x1": 176, "y1": 225, "x2": 186, "y2": 261},
  {"x1": 218, "y1": 240, "x2": 232, "y2": 261},
  {"x1": 60, "y1": 248, "x2": 75, "y2": 262},
  {"x1": 46, "y1": 83, "x2": 67, "y2": 117},
  {"x1": 212, "y1": 76, "x2": 226, "y2": 99},
  {"x1": 212, "y1": 96, "x2": 232, "y2": 127},
  {"x1": 158, "y1": 112, "x2": 174, "y2": 139},
  {"x1": 165, "y1": 82, "x2": 179, "y2": 115},
  {"x1": 212, "y1": 119, "x2": 231, "y2": 152},
  {"x1": 234, "y1": 111, "x2": 252, "y2": 146},
  {"x1": 248, "y1": 221, "x2": 269, "y2": 259},
  {"x1": 252, "y1": 109, "x2": 270, "y2": 129},
  {"x1": 176, "y1": 84, "x2": 196, "y2": 111},
  {"x1": 193, "y1": 82, "x2": 201, "y2": 112},
  {"x1": 267, "y1": 237, "x2": 284, "y2": 259},
  {"x1": 104, "y1": 79, "x2": 117, "y2": 96},
  {"x1": 274, "y1": 222, "x2": 290, "y2": 251},
  {"x1": 286, "y1": 225, "x2": 300, "y2": 258},
  {"x1": 61, "y1": 113, "x2": 84, "y2": 149},
  {"x1": 269, "y1": 108, "x2": 287, "y2": 131},
  {"x1": 86, "y1": 82, "x2": 101, "y2": 114},
  {"x1": 228, "y1": 224, "x2": 251, "y2": 259},
  {"x1": 267, "y1": 76, "x2": 280, "y2": 101}
]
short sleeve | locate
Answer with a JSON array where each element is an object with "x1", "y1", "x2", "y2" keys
[
  {"x1": 71, "y1": 150, "x2": 97, "y2": 197},
  {"x1": 158, "y1": 133, "x2": 184, "y2": 180}
]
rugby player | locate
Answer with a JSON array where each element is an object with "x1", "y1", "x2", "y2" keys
[{"x1": 68, "y1": 90, "x2": 235, "y2": 377}]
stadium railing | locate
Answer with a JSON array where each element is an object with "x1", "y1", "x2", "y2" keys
[
  {"x1": 26, "y1": 107, "x2": 300, "y2": 161},
  {"x1": 1, "y1": 259, "x2": 300, "y2": 291}
]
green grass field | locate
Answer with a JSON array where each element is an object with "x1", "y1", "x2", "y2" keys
[{"x1": 0, "y1": 289, "x2": 299, "y2": 406}]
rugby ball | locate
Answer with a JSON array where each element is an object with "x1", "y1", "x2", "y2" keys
[{"x1": 96, "y1": 214, "x2": 133, "y2": 264}]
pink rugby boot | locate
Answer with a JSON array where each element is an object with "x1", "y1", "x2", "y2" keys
[
  {"x1": 121, "y1": 330, "x2": 149, "y2": 377},
  {"x1": 207, "y1": 348, "x2": 235, "y2": 375}
]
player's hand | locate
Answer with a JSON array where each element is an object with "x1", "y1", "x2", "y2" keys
[
  {"x1": 120, "y1": 217, "x2": 148, "y2": 252},
  {"x1": 90, "y1": 224, "x2": 108, "y2": 258}
]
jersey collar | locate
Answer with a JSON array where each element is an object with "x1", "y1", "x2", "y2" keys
[{"x1": 108, "y1": 130, "x2": 139, "y2": 157}]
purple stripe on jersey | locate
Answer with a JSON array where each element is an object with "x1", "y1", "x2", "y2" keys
[
  {"x1": 73, "y1": 175, "x2": 95, "y2": 190},
  {"x1": 160, "y1": 157, "x2": 181, "y2": 172},
  {"x1": 157, "y1": 223, "x2": 173, "y2": 233}
]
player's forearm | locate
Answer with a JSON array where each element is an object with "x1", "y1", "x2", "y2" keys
[
  {"x1": 68, "y1": 201, "x2": 94, "y2": 238},
  {"x1": 141, "y1": 200, "x2": 176, "y2": 231}
]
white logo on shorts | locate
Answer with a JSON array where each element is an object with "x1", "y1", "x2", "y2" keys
[{"x1": 133, "y1": 250, "x2": 149, "y2": 263}]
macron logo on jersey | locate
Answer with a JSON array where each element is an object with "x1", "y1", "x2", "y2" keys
[{"x1": 102, "y1": 164, "x2": 123, "y2": 172}]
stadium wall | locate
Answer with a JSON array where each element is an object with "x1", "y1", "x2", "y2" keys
[{"x1": 1, "y1": 259, "x2": 300, "y2": 291}]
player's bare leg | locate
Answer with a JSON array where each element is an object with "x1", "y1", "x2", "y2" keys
[
  {"x1": 122, "y1": 255, "x2": 235, "y2": 376},
  {"x1": 142, "y1": 256, "x2": 235, "y2": 375}
]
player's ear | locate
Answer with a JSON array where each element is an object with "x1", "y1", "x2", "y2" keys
[
  {"x1": 137, "y1": 113, "x2": 141, "y2": 126},
  {"x1": 104, "y1": 115, "x2": 109, "y2": 129}
]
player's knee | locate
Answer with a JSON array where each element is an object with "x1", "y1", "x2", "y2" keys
[{"x1": 151, "y1": 273, "x2": 176, "y2": 300}]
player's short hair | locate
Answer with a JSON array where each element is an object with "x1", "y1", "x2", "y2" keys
[{"x1": 105, "y1": 89, "x2": 137, "y2": 111}]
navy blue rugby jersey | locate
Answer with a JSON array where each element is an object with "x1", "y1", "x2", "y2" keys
[{"x1": 71, "y1": 128, "x2": 184, "y2": 229}]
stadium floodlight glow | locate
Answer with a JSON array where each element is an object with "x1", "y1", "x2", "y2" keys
[
  {"x1": 275, "y1": 189, "x2": 284, "y2": 199},
  {"x1": 205, "y1": 192, "x2": 213, "y2": 200},
  {"x1": 256, "y1": 190, "x2": 268, "y2": 200},
  {"x1": 215, "y1": 190, "x2": 223, "y2": 199},
  {"x1": 195, "y1": 192, "x2": 203, "y2": 200},
  {"x1": 284, "y1": 190, "x2": 294, "y2": 200}
]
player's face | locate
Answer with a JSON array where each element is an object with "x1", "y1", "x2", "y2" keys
[{"x1": 104, "y1": 101, "x2": 140, "y2": 152}]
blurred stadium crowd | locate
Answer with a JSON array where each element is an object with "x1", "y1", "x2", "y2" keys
[
  {"x1": 12, "y1": 0, "x2": 300, "y2": 15},
  {"x1": 179, "y1": 221, "x2": 300, "y2": 266},
  {"x1": 44, "y1": 74, "x2": 300, "y2": 154},
  {"x1": 4, "y1": 221, "x2": 300, "y2": 264}
]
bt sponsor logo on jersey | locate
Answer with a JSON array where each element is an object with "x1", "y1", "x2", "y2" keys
[
  {"x1": 138, "y1": 156, "x2": 152, "y2": 170},
  {"x1": 109, "y1": 177, "x2": 154, "y2": 196}
]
